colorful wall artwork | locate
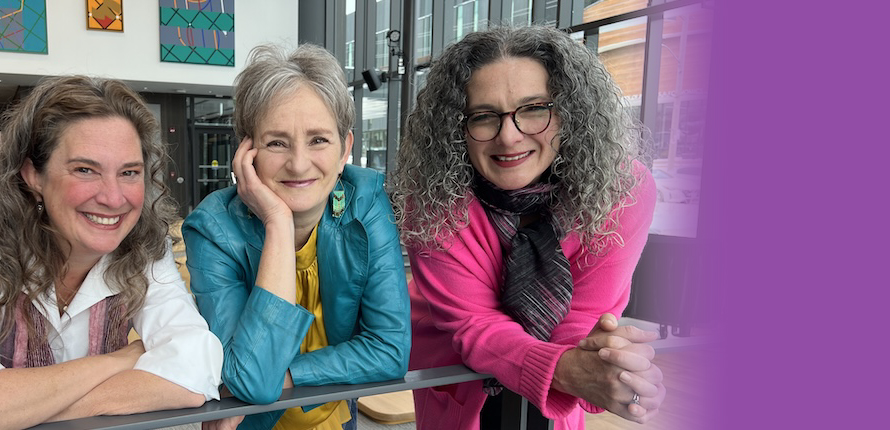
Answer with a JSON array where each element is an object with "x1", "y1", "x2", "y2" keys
[
  {"x1": 87, "y1": 0, "x2": 123, "y2": 31},
  {"x1": 0, "y1": 0, "x2": 48, "y2": 54},
  {"x1": 159, "y1": 0, "x2": 234, "y2": 66}
]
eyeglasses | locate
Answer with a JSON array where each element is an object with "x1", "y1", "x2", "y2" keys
[{"x1": 464, "y1": 102, "x2": 554, "y2": 142}]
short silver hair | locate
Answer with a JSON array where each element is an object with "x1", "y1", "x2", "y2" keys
[{"x1": 233, "y1": 43, "x2": 355, "y2": 145}]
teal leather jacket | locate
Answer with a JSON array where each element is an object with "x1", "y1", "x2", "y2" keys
[{"x1": 182, "y1": 165, "x2": 410, "y2": 429}]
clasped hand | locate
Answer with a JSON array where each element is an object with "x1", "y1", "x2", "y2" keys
[{"x1": 553, "y1": 314, "x2": 666, "y2": 424}]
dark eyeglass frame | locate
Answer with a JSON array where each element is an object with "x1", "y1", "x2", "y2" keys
[{"x1": 463, "y1": 102, "x2": 555, "y2": 142}]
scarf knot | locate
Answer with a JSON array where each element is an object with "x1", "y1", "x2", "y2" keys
[{"x1": 473, "y1": 173, "x2": 574, "y2": 395}]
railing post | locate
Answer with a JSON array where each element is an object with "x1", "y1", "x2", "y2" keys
[{"x1": 499, "y1": 389, "x2": 553, "y2": 430}]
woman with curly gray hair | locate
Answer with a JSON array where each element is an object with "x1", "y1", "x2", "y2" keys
[
  {"x1": 0, "y1": 75, "x2": 222, "y2": 428},
  {"x1": 390, "y1": 25, "x2": 664, "y2": 429}
]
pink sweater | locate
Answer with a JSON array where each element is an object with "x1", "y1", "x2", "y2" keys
[{"x1": 408, "y1": 161, "x2": 656, "y2": 430}]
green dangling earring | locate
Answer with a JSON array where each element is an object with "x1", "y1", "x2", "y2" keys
[{"x1": 331, "y1": 174, "x2": 345, "y2": 218}]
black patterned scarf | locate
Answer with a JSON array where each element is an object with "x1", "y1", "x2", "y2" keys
[{"x1": 473, "y1": 172, "x2": 574, "y2": 395}]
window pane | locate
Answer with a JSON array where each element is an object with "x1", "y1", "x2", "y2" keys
[
  {"x1": 413, "y1": 68, "x2": 429, "y2": 101},
  {"x1": 595, "y1": 16, "x2": 648, "y2": 120},
  {"x1": 191, "y1": 97, "x2": 234, "y2": 126},
  {"x1": 362, "y1": 85, "x2": 389, "y2": 172},
  {"x1": 447, "y1": 0, "x2": 488, "y2": 46},
  {"x1": 375, "y1": 0, "x2": 391, "y2": 72},
  {"x1": 583, "y1": 0, "x2": 648, "y2": 23},
  {"x1": 415, "y1": 0, "x2": 433, "y2": 64},
  {"x1": 502, "y1": 0, "x2": 532, "y2": 25},
  {"x1": 650, "y1": 3, "x2": 713, "y2": 238},
  {"x1": 543, "y1": 0, "x2": 559, "y2": 25},
  {"x1": 344, "y1": 0, "x2": 357, "y2": 82},
  {"x1": 358, "y1": 0, "x2": 390, "y2": 172}
]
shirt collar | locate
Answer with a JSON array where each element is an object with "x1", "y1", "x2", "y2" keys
[{"x1": 32, "y1": 255, "x2": 117, "y2": 327}]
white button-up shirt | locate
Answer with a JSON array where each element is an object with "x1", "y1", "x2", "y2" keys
[{"x1": 0, "y1": 247, "x2": 223, "y2": 401}]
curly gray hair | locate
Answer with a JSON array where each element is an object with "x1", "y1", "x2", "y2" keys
[
  {"x1": 233, "y1": 43, "x2": 355, "y2": 146},
  {"x1": 390, "y1": 25, "x2": 644, "y2": 252}
]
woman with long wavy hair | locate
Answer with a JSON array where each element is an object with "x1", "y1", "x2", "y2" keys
[
  {"x1": 0, "y1": 75, "x2": 222, "y2": 429},
  {"x1": 390, "y1": 25, "x2": 665, "y2": 429}
]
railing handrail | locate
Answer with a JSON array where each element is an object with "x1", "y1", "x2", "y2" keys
[{"x1": 31, "y1": 364, "x2": 490, "y2": 430}]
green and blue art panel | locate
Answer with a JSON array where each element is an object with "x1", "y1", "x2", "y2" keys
[
  {"x1": 0, "y1": 0, "x2": 48, "y2": 54},
  {"x1": 159, "y1": 0, "x2": 234, "y2": 66}
]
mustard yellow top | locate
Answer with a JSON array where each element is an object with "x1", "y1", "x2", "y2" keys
[{"x1": 273, "y1": 227, "x2": 351, "y2": 430}]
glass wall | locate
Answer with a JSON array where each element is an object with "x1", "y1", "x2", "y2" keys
[
  {"x1": 501, "y1": 0, "x2": 531, "y2": 24},
  {"x1": 413, "y1": 0, "x2": 434, "y2": 100},
  {"x1": 362, "y1": 0, "x2": 392, "y2": 171},
  {"x1": 648, "y1": 2, "x2": 711, "y2": 237},
  {"x1": 577, "y1": 0, "x2": 712, "y2": 238},
  {"x1": 582, "y1": 0, "x2": 648, "y2": 23},
  {"x1": 187, "y1": 97, "x2": 236, "y2": 207},
  {"x1": 453, "y1": 0, "x2": 488, "y2": 43},
  {"x1": 595, "y1": 16, "x2": 648, "y2": 120},
  {"x1": 344, "y1": 0, "x2": 398, "y2": 171},
  {"x1": 345, "y1": 0, "x2": 357, "y2": 81}
]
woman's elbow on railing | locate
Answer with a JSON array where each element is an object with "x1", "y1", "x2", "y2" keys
[
  {"x1": 226, "y1": 381, "x2": 282, "y2": 405},
  {"x1": 222, "y1": 367, "x2": 285, "y2": 405}
]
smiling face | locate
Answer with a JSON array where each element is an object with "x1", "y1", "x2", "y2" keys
[
  {"x1": 465, "y1": 56, "x2": 560, "y2": 190},
  {"x1": 21, "y1": 116, "x2": 145, "y2": 264},
  {"x1": 252, "y1": 85, "x2": 353, "y2": 221}
]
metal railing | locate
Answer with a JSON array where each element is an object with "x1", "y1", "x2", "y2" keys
[{"x1": 30, "y1": 364, "x2": 554, "y2": 430}]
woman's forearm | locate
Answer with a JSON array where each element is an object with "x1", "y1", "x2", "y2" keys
[
  {"x1": 47, "y1": 369, "x2": 205, "y2": 422},
  {"x1": 0, "y1": 353, "x2": 133, "y2": 430},
  {"x1": 254, "y1": 218, "x2": 297, "y2": 304}
]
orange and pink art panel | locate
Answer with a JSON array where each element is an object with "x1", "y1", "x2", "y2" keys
[{"x1": 87, "y1": 0, "x2": 123, "y2": 31}]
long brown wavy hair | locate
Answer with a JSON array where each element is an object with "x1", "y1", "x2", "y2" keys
[{"x1": 0, "y1": 76, "x2": 179, "y2": 345}]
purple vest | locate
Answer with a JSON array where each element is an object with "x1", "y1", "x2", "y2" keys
[{"x1": 0, "y1": 294, "x2": 130, "y2": 368}]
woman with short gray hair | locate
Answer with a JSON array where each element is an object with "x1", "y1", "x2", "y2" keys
[{"x1": 184, "y1": 44, "x2": 410, "y2": 430}]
